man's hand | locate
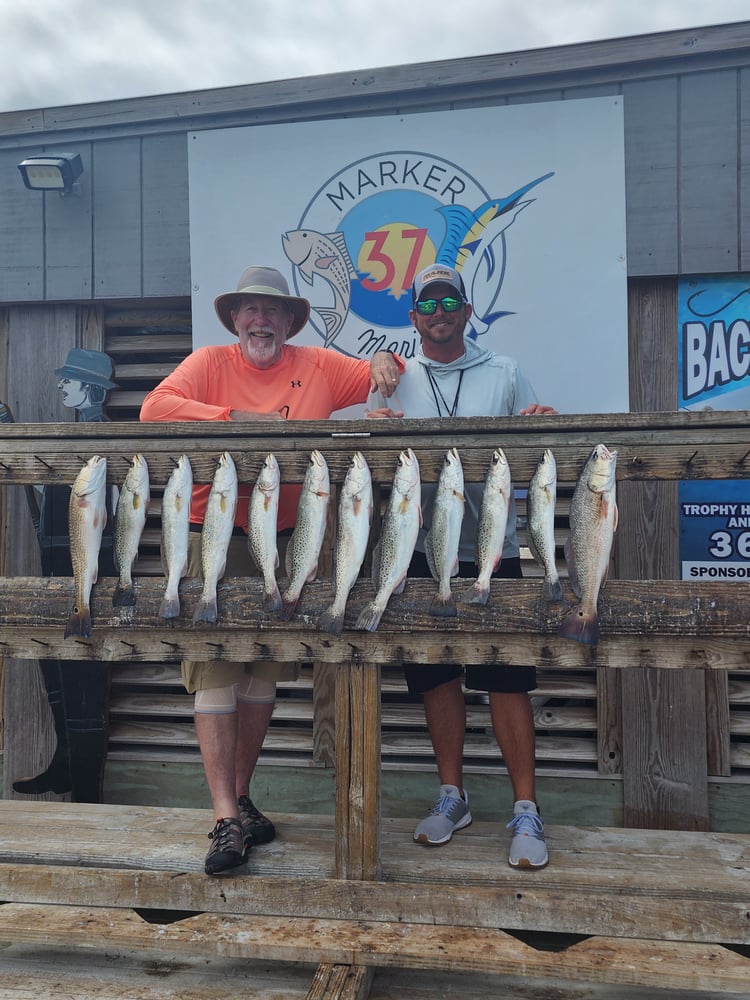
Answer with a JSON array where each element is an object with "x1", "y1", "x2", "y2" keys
[
  {"x1": 519, "y1": 403, "x2": 558, "y2": 416},
  {"x1": 369, "y1": 351, "x2": 401, "y2": 397},
  {"x1": 366, "y1": 406, "x2": 404, "y2": 419},
  {"x1": 229, "y1": 409, "x2": 286, "y2": 421}
]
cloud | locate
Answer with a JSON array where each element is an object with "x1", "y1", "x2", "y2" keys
[{"x1": 0, "y1": 0, "x2": 748, "y2": 113}]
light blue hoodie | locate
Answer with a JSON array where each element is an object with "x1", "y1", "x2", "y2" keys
[{"x1": 368, "y1": 338, "x2": 538, "y2": 562}]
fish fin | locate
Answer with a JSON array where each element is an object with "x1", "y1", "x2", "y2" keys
[
  {"x1": 430, "y1": 593, "x2": 457, "y2": 618},
  {"x1": 263, "y1": 583, "x2": 283, "y2": 614},
  {"x1": 318, "y1": 606, "x2": 344, "y2": 637},
  {"x1": 613, "y1": 502, "x2": 619, "y2": 533},
  {"x1": 112, "y1": 581, "x2": 136, "y2": 607},
  {"x1": 354, "y1": 601, "x2": 383, "y2": 632},
  {"x1": 542, "y1": 578, "x2": 564, "y2": 603},
  {"x1": 281, "y1": 592, "x2": 300, "y2": 621},
  {"x1": 192, "y1": 597, "x2": 218, "y2": 624},
  {"x1": 64, "y1": 606, "x2": 91, "y2": 639},
  {"x1": 557, "y1": 605, "x2": 599, "y2": 645},
  {"x1": 460, "y1": 581, "x2": 490, "y2": 605},
  {"x1": 159, "y1": 593, "x2": 181, "y2": 619},
  {"x1": 393, "y1": 573, "x2": 408, "y2": 596}
]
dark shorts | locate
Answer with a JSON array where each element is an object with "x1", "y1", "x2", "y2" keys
[{"x1": 404, "y1": 551, "x2": 537, "y2": 696}]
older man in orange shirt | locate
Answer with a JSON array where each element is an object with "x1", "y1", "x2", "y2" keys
[{"x1": 141, "y1": 265, "x2": 400, "y2": 874}]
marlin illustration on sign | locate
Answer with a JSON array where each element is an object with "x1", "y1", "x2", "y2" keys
[
  {"x1": 282, "y1": 229, "x2": 357, "y2": 347},
  {"x1": 437, "y1": 171, "x2": 554, "y2": 336}
]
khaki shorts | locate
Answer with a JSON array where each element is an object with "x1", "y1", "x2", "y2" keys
[{"x1": 182, "y1": 531, "x2": 300, "y2": 693}]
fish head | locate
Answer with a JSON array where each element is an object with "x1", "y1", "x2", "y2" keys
[
  {"x1": 584, "y1": 444, "x2": 618, "y2": 493},
  {"x1": 256, "y1": 453, "x2": 280, "y2": 493},
  {"x1": 440, "y1": 447, "x2": 464, "y2": 490},
  {"x1": 305, "y1": 449, "x2": 330, "y2": 493},
  {"x1": 125, "y1": 453, "x2": 150, "y2": 492},
  {"x1": 282, "y1": 229, "x2": 318, "y2": 269},
  {"x1": 343, "y1": 451, "x2": 372, "y2": 494},
  {"x1": 171, "y1": 454, "x2": 193, "y2": 489},
  {"x1": 533, "y1": 449, "x2": 556, "y2": 489},
  {"x1": 73, "y1": 455, "x2": 107, "y2": 497},
  {"x1": 393, "y1": 448, "x2": 421, "y2": 496},
  {"x1": 214, "y1": 451, "x2": 238, "y2": 487}
]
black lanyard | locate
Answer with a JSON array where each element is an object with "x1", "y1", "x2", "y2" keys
[{"x1": 425, "y1": 367, "x2": 465, "y2": 417}]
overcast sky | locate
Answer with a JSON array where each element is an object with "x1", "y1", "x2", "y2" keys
[{"x1": 1, "y1": 1, "x2": 748, "y2": 113}]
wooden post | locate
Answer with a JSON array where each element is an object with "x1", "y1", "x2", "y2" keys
[{"x1": 334, "y1": 661, "x2": 382, "y2": 881}]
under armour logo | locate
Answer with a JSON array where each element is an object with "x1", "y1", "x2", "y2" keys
[{"x1": 290, "y1": 380, "x2": 302, "y2": 387}]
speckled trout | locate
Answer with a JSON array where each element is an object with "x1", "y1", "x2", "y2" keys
[
  {"x1": 462, "y1": 448, "x2": 511, "y2": 605},
  {"x1": 193, "y1": 451, "x2": 238, "y2": 624},
  {"x1": 65, "y1": 455, "x2": 107, "y2": 638},
  {"x1": 159, "y1": 455, "x2": 192, "y2": 619},
  {"x1": 355, "y1": 449, "x2": 421, "y2": 632},
  {"x1": 319, "y1": 451, "x2": 373, "y2": 636},
  {"x1": 248, "y1": 453, "x2": 282, "y2": 613},
  {"x1": 424, "y1": 447, "x2": 465, "y2": 617},
  {"x1": 113, "y1": 453, "x2": 150, "y2": 607},
  {"x1": 282, "y1": 450, "x2": 330, "y2": 620},
  {"x1": 527, "y1": 449, "x2": 563, "y2": 602},
  {"x1": 558, "y1": 443, "x2": 618, "y2": 646}
]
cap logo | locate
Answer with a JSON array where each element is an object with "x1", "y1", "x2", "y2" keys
[{"x1": 420, "y1": 268, "x2": 455, "y2": 285}]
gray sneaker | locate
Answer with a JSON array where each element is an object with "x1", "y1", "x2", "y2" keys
[
  {"x1": 413, "y1": 784, "x2": 472, "y2": 845},
  {"x1": 506, "y1": 799, "x2": 548, "y2": 869}
]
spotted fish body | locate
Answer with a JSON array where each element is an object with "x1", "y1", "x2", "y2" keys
[
  {"x1": 112, "y1": 453, "x2": 150, "y2": 607},
  {"x1": 282, "y1": 450, "x2": 330, "y2": 620},
  {"x1": 424, "y1": 448, "x2": 465, "y2": 617},
  {"x1": 527, "y1": 449, "x2": 563, "y2": 602},
  {"x1": 159, "y1": 455, "x2": 192, "y2": 619},
  {"x1": 462, "y1": 448, "x2": 511, "y2": 606},
  {"x1": 65, "y1": 455, "x2": 108, "y2": 638},
  {"x1": 355, "y1": 449, "x2": 421, "y2": 633},
  {"x1": 248, "y1": 454, "x2": 282, "y2": 613},
  {"x1": 558, "y1": 444, "x2": 618, "y2": 646},
  {"x1": 193, "y1": 452, "x2": 238, "y2": 624},
  {"x1": 319, "y1": 451, "x2": 373, "y2": 636}
]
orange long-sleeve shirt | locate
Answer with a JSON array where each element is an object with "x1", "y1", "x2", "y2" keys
[{"x1": 140, "y1": 342, "x2": 378, "y2": 531}]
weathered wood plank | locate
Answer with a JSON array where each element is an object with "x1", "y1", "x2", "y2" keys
[
  {"x1": 0, "y1": 942, "x2": 317, "y2": 999},
  {"x1": 0, "y1": 902, "x2": 747, "y2": 993},
  {"x1": 0, "y1": 411, "x2": 748, "y2": 485},
  {"x1": 1, "y1": 803, "x2": 749, "y2": 945},
  {"x1": 0, "y1": 579, "x2": 748, "y2": 667}
]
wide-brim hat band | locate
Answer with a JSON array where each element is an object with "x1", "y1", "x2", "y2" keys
[{"x1": 214, "y1": 266, "x2": 310, "y2": 339}]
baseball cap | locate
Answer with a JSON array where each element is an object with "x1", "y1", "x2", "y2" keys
[{"x1": 411, "y1": 264, "x2": 466, "y2": 303}]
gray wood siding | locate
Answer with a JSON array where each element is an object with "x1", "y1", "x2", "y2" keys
[{"x1": 0, "y1": 23, "x2": 749, "y2": 301}]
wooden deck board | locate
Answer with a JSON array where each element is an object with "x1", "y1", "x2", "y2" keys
[
  {"x1": 0, "y1": 902, "x2": 747, "y2": 994},
  {"x1": 0, "y1": 801, "x2": 748, "y2": 948}
]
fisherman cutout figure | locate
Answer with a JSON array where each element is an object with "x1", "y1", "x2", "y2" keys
[{"x1": 12, "y1": 348, "x2": 117, "y2": 803}]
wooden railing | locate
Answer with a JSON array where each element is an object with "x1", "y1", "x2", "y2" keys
[{"x1": 1, "y1": 411, "x2": 749, "y2": 996}]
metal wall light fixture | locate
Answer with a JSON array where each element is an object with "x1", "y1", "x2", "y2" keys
[{"x1": 17, "y1": 152, "x2": 84, "y2": 196}]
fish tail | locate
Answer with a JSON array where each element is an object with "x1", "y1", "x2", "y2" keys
[
  {"x1": 318, "y1": 605, "x2": 344, "y2": 636},
  {"x1": 542, "y1": 578, "x2": 564, "y2": 603},
  {"x1": 280, "y1": 592, "x2": 300, "y2": 621},
  {"x1": 354, "y1": 600, "x2": 384, "y2": 632},
  {"x1": 112, "y1": 580, "x2": 136, "y2": 607},
  {"x1": 192, "y1": 596, "x2": 218, "y2": 624},
  {"x1": 262, "y1": 582, "x2": 283, "y2": 614},
  {"x1": 557, "y1": 605, "x2": 599, "y2": 645},
  {"x1": 64, "y1": 606, "x2": 92, "y2": 639},
  {"x1": 430, "y1": 592, "x2": 457, "y2": 618},
  {"x1": 159, "y1": 592, "x2": 181, "y2": 619},
  {"x1": 460, "y1": 581, "x2": 490, "y2": 605}
]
